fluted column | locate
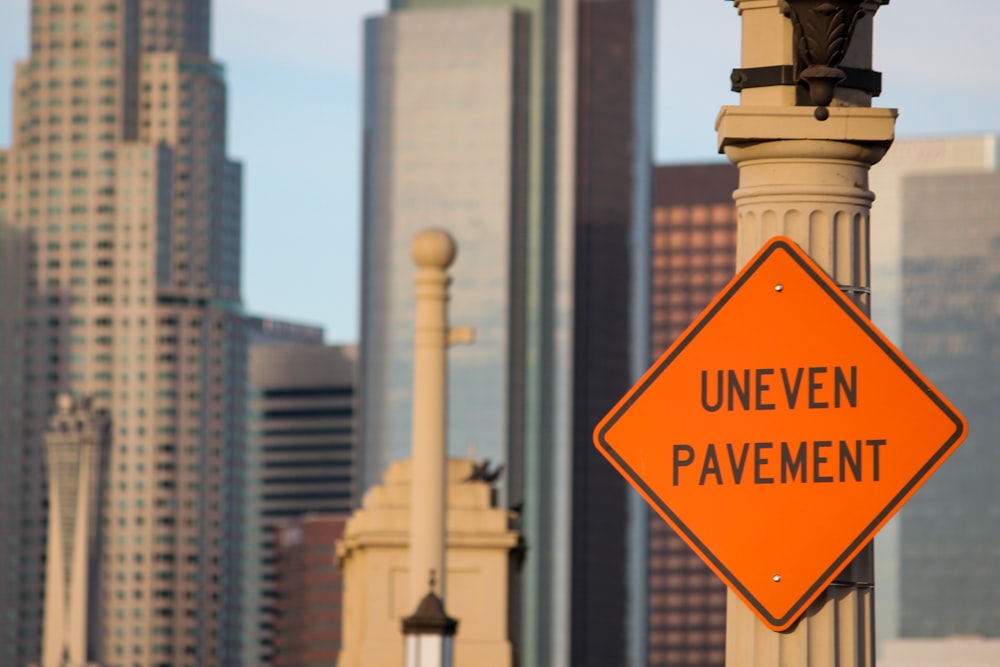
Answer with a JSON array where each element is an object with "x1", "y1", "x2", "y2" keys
[
  {"x1": 719, "y1": 119, "x2": 894, "y2": 667},
  {"x1": 718, "y1": 1, "x2": 895, "y2": 665},
  {"x1": 727, "y1": 137, "x2": 890, "y2": 312}
]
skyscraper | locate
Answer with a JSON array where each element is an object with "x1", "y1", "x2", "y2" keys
[
  {"x1": 0, "y1": 2, "x2": 245, "y2": 665},
  {"x1": 646, "y1": 163, "x2": 737, "y2": 666},
  {"x1": 243, "y1": 341, "x2": 358, "y2": 665},
  {"x1": 358, "y1": 1, "x2": 654, "y2": 665},
  {"x1": 866, "y1": 134, "x2": 999, "y2": 653},
  {"x1": 869, "y1": 135, "x2": 999, "y2": 342},
  {"x1": 896, "y1": 168, "x2": 1000, "y2": 638},
  {"x1": 359, "y1": 3, "x2": 528, "y2": 488}
]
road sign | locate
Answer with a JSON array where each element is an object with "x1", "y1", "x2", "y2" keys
[{"x1": 594, "y1": 236, "x2": 967, "y2": 631}]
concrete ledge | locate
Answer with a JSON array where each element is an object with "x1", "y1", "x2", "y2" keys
[{"x1": 717, "y1": 105, "x2": 898, "y2": 151}]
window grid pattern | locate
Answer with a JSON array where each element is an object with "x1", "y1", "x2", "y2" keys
[
  {"x1": 0, "y1": 2, "x2": 244, "y2": 665},
  {"x1": 647, "y1": 165, "x2": 737, "y2": 667}
]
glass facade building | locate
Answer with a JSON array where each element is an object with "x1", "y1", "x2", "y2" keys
[
  {"x1": 359, "y1": 5, "x2": 529, "y2": 487},
  {"x1": 869, "y1": 135, "x2": 999, "y2": 343},
  {"x1": 358, "y1": 1, "x2": 654, "y2": 666},
  {"x1": 896, "y1": 170, "x2": 1000, "y2": 638},
  {"x1": 866, "y1": 135, "x2": 999, "y2": 653}
]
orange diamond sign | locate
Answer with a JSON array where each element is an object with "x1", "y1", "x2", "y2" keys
[{"x1": 594, "y1": 237, "x2": 967, "y2": 631}]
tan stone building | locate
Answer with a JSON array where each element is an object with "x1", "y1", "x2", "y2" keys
[
  {"x1": 42, "y1": 394, "x2": 110, "y2": 667},
  {"x1": 337, "y1": 459, "x2": 522, "y2": 667},
  {"x1": 0, "y1": 1, "x2": 244, "y2": 665}
]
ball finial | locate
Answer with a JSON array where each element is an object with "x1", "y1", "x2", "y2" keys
[
  {"x1": 411, "y1": 228, "x2": 457, "y2": 269},
  {"x1": 57, "y1": 393, "x2": 75, "y2": 413}
]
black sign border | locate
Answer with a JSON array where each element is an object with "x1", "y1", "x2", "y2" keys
[{"x1": 595, "y1": 237, "x2": 967, "y2": 630}]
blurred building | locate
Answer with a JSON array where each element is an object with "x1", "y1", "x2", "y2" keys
[
  {"x1": 246, "y1": 315, "x2": 324, "y2": 345},
  {"x1": 359, "y1": 3, "x2": 526, "y2": 491},
  {"x1": 273, "y1": 515, "x2": 349, "y2": 667},
  {"x1": 879, "y1": 637, "x2": 1000, "y2": 667},
  {"x1": 646, "y1": 163, "x2": 737, "y2": 666},
  {"x1": 869, "y1": 135, "x2": 999, "y2": 342},
  {"x1": 0, "y1": 222, "x2": 29, "y2": 657},
  {"x1": 41, "y1": 394, "x2": 110, "y2": 667},
  {"x1": 867, "y1": 134, "x2": 1000, "y2": 653},
  {"x1": 243, "y1": 343, "x2": 358, "y2": 666},
  {"x1": 336, "y1": 459, "x2": 521, "y2": 667},
  {"x1": 895, "y1": 169, "x2": 1000, "y2": 638},
  {"x1": 0, "y1": 1, "x2": 245, "y2": 664},
  {"x1": 358, "y1": 2, "x2": 654, "y2": 665}
]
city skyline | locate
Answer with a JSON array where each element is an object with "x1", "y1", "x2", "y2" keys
[
  {"x1": 4, "y1": 0, "x2": 999, "y2": 344},
  {"x1": 0, "y1": 3, "x2": 996, "y2": 664},
  {"x1": 356, "y1": 2, "x2": 655, "y2": 664}
]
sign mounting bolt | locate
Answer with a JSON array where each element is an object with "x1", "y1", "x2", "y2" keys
[
  {"x1": 775, "y1": 284, "x2": 784, "y2": 292},
  {"x1": 773, "y1": 574, "x2": 782, "y2": 583}
]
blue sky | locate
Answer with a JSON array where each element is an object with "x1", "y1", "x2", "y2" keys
[{"x1": 1, "y1": 0, "x2": 998, "y2": 343}]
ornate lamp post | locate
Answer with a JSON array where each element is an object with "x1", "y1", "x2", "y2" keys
[
  {"x1": 402, "y1": 572, "x2": 459, "y2": 667},
  {"x1": 718, "y1": 1, "x2": 896, "y2": 665}
]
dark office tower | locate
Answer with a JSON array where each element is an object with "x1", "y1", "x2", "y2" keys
[
  {"x1": 243, "y1": 342, "x2": 358, "y2": 666},
  {"x1": 646, "y1": 163, "x2": 737, "y2": 667},
  {"x1": 0, "y1": 220, "x2": 30, "y2": 659},
  {"x1": 358, "y1": 1, "x2": 653, "y2": 666},
  {"x1": 570, "y1": 2, "x2": 654, "y2": 665},
  {"x1": 0, "y1": 2, "x2": 244, "y2": 665},
  {"x1": 897, "y1": 170, "x2": 1000, "y2": 639}
]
